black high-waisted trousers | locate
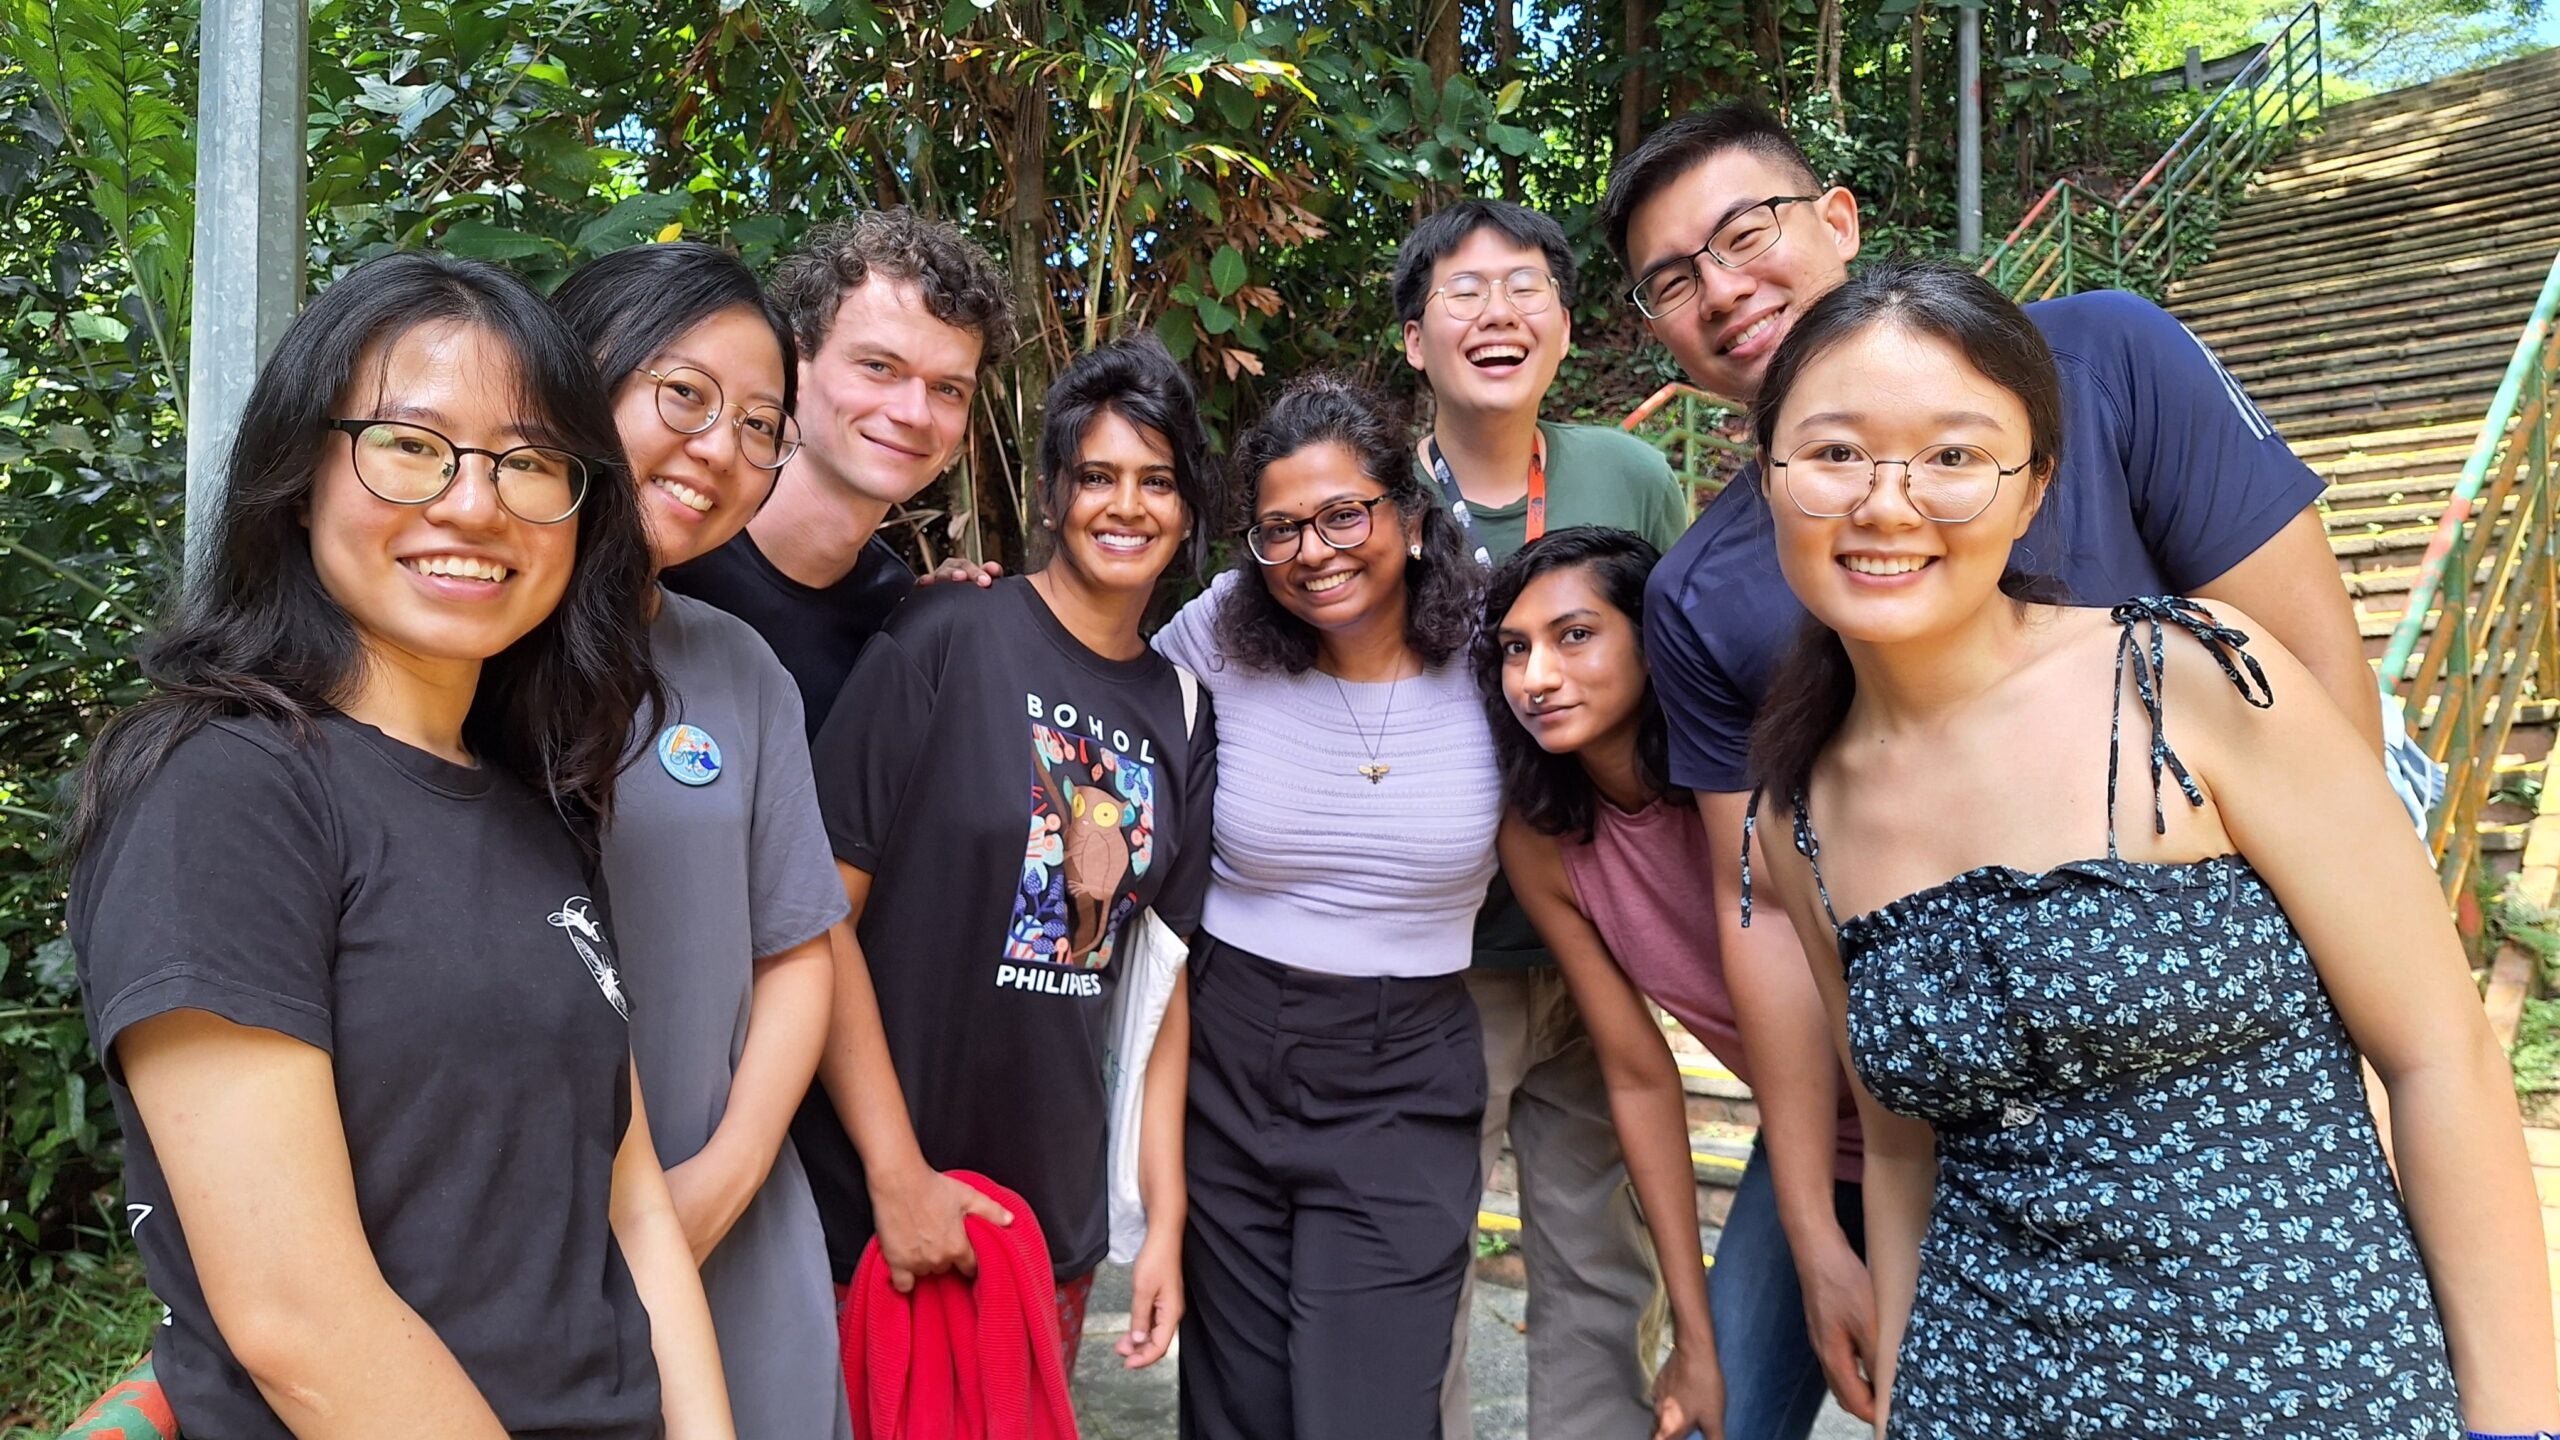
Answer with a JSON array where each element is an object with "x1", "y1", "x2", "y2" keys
[{"x1": 1177, "y1": 934, "x2": 1487, "y2": 1440}]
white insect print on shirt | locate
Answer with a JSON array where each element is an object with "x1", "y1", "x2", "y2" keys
[{"x1": 548, "y1": 896, "x2": 628, "y2": 1019}]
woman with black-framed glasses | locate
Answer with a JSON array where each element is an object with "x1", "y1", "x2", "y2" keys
[
  {"x1": 553, "y1": 241, "x2": 852, "y2": 1440},
  {"x1": 64, "y1": 251, "x2": 735, "y2": 1439},
  {"x1": 1151, "y1": 375, "x2": 1501, "y2": 1440}
]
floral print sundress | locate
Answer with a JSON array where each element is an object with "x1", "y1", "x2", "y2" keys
[{"x1": 1759, "y1": 597, "x2": 2460, "y2": 1438}]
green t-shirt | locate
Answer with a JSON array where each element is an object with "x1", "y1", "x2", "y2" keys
[
  {"x1": 1416, "y1": 419, "x2": 1693, "y2": 970},
  {"x1": 1416, "y1": 420, "x2": 1691, "y2": 566}
]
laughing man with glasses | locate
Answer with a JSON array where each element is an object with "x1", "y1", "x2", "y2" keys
[
  {"x1": 1390, "y1": 197, "x2": 1695, "y2": 1440},
  {"x1": 1593, "y1": 101, "x2": 2382, "y2": 1440}
]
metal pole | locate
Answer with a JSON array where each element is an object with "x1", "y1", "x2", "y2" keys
[
  {"x1": 1957, "y1": 2, "x2": 1982, "y2": 256},
  {"x1": 184, "y1": 0, "x2": 307, "y2": 578}
]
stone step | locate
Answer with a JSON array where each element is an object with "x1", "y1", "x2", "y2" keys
[
  {"x1": 2239, "y1": 331, "x2": 2517, "y2": 402},
  {"x1": 2213, "y1": 162, "x2": 2560, "y2": 261},
  {"x1": 2171, "y1": 235, "x2": 2560, "y2": 310},
  {"x1": 2241, "y1": 103, "x2": 2560, "y2": 207},
  {"x1": 2275, "y1": 47, "x2": 2560, "y2": 134},
  {"x1": 2288, "y1": 418, "x2": 2484, "y2": 463},
  {"x1": 2211, "y1": 304, "x2": 2541, "y2": 372},
  {"x1": 2174, "y1": 269, "x2": 2548, "y2": 343},
  {"x1": 2260, "y1": 385, "x2": 2498, "y2": 438}
]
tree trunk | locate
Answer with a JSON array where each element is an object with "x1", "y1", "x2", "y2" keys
[
  {"x1": 1751, "y1": 0, "x2": 1786, "y2": 114},
  {"x1": 1906, "y1": 1, "x2": 1928, "y2": 178},
  {"x1": 1425, "y1": 0, "x2": 1462, "y2": 86},
  {"x1": 1618, "y1": 0, "x2": 1655, "y2": 156},
  {"x1": 1818, "y1": 0, "x2": 1844, "y2": 113},
  {"x1": 1494, "y1": 0, "x2": 1522, "y2": 195}
]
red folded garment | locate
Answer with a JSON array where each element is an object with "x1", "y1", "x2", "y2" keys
[{"x1": 841, "y1": 1172, "x2": 1079, "y2": 1440}]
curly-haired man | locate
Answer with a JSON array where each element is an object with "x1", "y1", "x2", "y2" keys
[{"x1": 666, "y1": 208, "x2": 1017, "y2": 735}]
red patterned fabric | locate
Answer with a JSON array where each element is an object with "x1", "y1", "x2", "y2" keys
[
  {"x1": 838, "y1": 1172, "x2": 1078, "y2": 1440},
  {"x1": 1052, "y1": 1269, "x2": 1096, "y2": 1373},
  {"x1": 56, "y1": 1354, "x2": 175, "y2": 1440}
]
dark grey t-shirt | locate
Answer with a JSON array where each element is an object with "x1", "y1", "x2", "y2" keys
[{"x1": 72, "y1": 714, "x2": 659, "y2": 1440}]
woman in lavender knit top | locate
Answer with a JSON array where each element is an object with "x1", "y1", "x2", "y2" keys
[{"x1": 1152, "y1": 377, "x2": 1499, "y2": 1440}]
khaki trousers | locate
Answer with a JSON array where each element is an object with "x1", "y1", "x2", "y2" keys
[{"x1": 1442, "y1": 967, "x2": 1665, "y2": 1439}]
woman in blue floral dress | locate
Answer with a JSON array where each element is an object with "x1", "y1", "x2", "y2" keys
[{"x1": 1741, "y1": 259, "x2": 2558, "y2": 1438}]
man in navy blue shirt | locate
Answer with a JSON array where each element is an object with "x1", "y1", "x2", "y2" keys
[{"x1": 1596, "y1": 104, "x2": 2375, "y2": 1439}]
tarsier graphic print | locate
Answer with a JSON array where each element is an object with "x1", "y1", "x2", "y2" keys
[{"x1": 1009, "y1": 719, "x2": 1157, "y2": 975}]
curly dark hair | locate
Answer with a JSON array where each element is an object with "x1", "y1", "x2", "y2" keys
[
  {"x1": 1472, "y1": 527, "x2": 1676, "y2": 840},
  {"x1": 769, "y1": 207, "x2": 1018, "y2": 367},
  {"x1": 1214, "y1": 375, "x2": 1482, "y2": 674}
]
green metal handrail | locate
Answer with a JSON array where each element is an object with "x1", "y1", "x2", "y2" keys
[
  {"x1": 1621, "y1": 382, "x2": 1750, "y2": 511},
  {"x1": 1979, "y1": 0, "x2": 2323, "y2": 301},
  {"x1": 2378, "y1": 250, "x2": 2560, "y2": 898}
]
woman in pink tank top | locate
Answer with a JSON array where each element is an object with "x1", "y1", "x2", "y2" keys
[{"x1": 1474, "y1": 526, "x2": 1864, "y2": 1440}]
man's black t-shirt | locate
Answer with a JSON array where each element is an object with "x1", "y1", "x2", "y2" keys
[
  {"x1": 662, "y1": 527, "x2": 916, "y2": 737},
  {"x1": 800, "y1": 578, "x2": 1215, "y2": 1282},
  {"x1": 71, "y1": 714, "x2": 659, "y2": 1440}
]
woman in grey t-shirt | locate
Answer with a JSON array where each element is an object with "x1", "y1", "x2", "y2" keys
[{"x1": 557, "y1": 245, "x2": 854, "y2": 1440}]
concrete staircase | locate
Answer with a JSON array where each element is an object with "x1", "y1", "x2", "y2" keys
[{"x1": 2168, "y1": 46, "x2": 2560, "y2": 852}]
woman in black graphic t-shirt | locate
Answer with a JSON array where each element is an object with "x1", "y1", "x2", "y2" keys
[
  {"x1": 64, "y1": 253, "x2": 735, "y2": 1440},
  {"x1": 800, "y1": 336, "x2": 1219, "y2": 1377}
]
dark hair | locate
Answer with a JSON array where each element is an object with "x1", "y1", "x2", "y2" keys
[
  {"x1": 1214, "y1": 375, "x2": 1481, "y2": 674},
  {"x1": 65, "y1": 251, "x2": 662, "y2": 862},
  {"x1": 1746, "y1": 258, "x2": 2066, "y2": 800},
  {"x1": 1035, "y1": 335, "x2": 1221, "y2": 580},
  {"x1": 553, "y1": 241, "x2": 798, "y2": 420},
  {"x1": 1473, "y1": 527, "x2": 1677, "y2": 840},
  {"x1": 769, "y1": 208, "x2": 1017, "y2": 366},
  {"x1": 1599, "y1": 102, "x2": 1825, "y2": 274},
  {"x1": 1391, "y1": 198, "x2": 1579, "y2": 324}
]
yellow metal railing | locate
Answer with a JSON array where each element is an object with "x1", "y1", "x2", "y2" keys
[{"x1": 2381, "y1": 251, "x2": 2560, "y2": 900}]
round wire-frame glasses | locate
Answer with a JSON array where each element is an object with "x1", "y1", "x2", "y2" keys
[
  {"x1": 1768, "y1": 439, "x2": 2033, "y2": 524},
  {"x1": 640, "y1": 365, "x2": 803, "y2": 471},
  {"x1": 1427, "y1": 268, "x2": 1556, "y2": 324}
]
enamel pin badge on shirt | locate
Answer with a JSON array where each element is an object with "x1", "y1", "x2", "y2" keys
[{"x1": 657, "y1": 723, "x2": 722, "y2": 786}]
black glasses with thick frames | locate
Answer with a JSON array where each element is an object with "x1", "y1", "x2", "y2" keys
[
  {"x1": 1627, "y1": 194, "x2": 1824, "y2": 320},
  {"x1": 640, "y1": 366, "x2": 803, "y2": 471},
  {"x1": 1770, "y1": 440, "x2": 2033, "y2": 524},
  {"x1": 328, "y1": 419, "x2": 590, "y2": 524},
  {"x1": 1244, "y1": 494, "x2": 1394, "y2": 566},
  {"x1": 1427, "y1": 268, "x2": 1556, "y2": 324}
]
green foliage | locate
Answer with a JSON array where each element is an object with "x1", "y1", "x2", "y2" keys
[
  {"x1": 2512, "y1": 997, "x2": 2560, "y2": 1097},
  {"x1": 0, "y1": 1247, "x2": 161, "y2": 1433}
]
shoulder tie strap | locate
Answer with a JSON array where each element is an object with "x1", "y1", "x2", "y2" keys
[
  {"x1": 1738, "y1": 783, "x2": 1841, "y2": 931},
  {"x1": 2106, "y1": 596, "x2": 2274, "y2": 858}
]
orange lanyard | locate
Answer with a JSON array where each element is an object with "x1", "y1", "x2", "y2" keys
[{"x1": 1426, "y1": 428, "x2": 1549, "y2": 567}]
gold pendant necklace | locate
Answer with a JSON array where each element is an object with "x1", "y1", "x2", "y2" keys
[{"x1": 1328, "y1": 672, "x2": 1401, "y2": 785}]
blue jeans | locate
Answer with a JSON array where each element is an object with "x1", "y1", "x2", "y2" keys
[{"x1": 1689, "y1": 1139, "x2": 1866, "y2": 1440}]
